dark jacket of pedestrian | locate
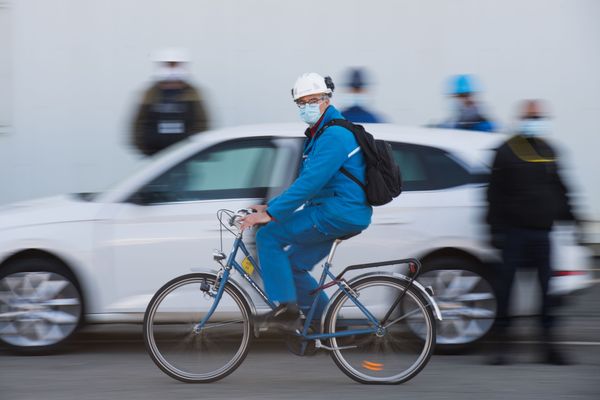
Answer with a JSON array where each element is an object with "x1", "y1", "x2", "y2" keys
[
  {"x1": 486, "y1": 135, "x2": 575, "y2": 234},
  {"x1": 132, "y1": 82, "x2": 208, "y2": 156}
]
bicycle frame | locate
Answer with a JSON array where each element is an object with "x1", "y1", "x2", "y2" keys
[{"x1": 195, "y1": 233, "x2": 384, "y2": 341}]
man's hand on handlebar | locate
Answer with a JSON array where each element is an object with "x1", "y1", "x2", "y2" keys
[
  {"x1": 247, "y1": 204, "x2": 267, "y2": 213},
  {"x1": 239, "y1": 209, "x2": 272, "y2": 231}
]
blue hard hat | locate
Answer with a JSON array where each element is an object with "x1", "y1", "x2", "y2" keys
[{"x1": 450, "y1": 74, "x2": 476, "y2": 95}]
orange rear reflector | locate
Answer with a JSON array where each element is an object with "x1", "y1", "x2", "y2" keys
[{"x1": 362, "y1": 360, "x2": 384, "y2": 371}]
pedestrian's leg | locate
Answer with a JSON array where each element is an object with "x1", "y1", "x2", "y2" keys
[
  {"x1": 531, "y1": 230, "x2": 569, "y2": 364},
  {"x1": 488, "y1": 228, "x2": 521, "y2": 365},
  {"x1": 495, "y1": 230, "x2": 521, "y2": 334}
]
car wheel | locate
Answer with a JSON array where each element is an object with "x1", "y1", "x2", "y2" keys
[
  {"x1": 0, "y1": 258, "x2": 83, "y2": 353},
  {"x1": 417, "y1": 257, "x2": 497, "y2": 352}
]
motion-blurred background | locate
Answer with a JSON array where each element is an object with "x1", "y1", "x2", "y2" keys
[{"x1": 0, "y1": 1, "x2": 598, "y2": 239}]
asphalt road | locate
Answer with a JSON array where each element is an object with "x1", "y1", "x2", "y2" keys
[{"x1": 1, "y1": 278, "x2": 599, "y2": 400}]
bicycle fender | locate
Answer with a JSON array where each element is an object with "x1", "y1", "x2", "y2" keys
[
  {"x1": 391, "y1": 272, "x2": 442, "y2": 321},
  {"x1": 320, "y1": 272, "x2": 442, "y2": 333}
]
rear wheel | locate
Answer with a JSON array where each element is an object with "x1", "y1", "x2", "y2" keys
[
  {"x1": 143, "y1": 273, "x2": 252, "y2": 383},
  {"x1": 0, "y1": 258, "x2": 83, "y2": 354},
  {"x1": 325, "y1": 276, "x2": 435, "y2": 384},
  {"x1": 418, "y1": 257, "x2": 497, "y2": 351}
]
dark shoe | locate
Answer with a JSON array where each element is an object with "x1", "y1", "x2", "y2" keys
[
  {"x1": 541, "y1": 331, "x2": 571, "y2": 365},
  {"x1": 486, "y1": 336, "x2": 511, "y2": 365},
  {"x1": 543, "y1": 347, "x2": 571, "y2": 366},
  {"x1": 254, "y1": 303, "x2": 301, "y2": 336},
  {"x1": 487, "y1": 352, "x2": 510, "y2": 366}
]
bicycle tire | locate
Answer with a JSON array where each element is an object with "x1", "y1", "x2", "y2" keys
[
  {"x1": 143, "y1": 273, "x2": 252, "y2": 383},
  {"x1": 324, "y1": 275, "x2": 436, "y2": 384}
]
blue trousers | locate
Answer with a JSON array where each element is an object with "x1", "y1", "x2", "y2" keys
[{"x1": 256, "y1": 208, "x2": 357, "y2": 320}]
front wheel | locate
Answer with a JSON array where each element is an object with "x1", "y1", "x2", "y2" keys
[
  {"x1": 325, "y1": 276, "x2": 436, "y2": 384},
  {"x1": 143, "y1": 273, "x2": 252, "y2": 383}
]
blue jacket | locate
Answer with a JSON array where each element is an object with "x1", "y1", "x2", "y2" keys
[{"x1": 267, "y1": 106, "x2": 372, "y2": 234}]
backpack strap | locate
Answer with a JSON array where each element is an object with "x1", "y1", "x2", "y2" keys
[
  {"x1": 311, "y1": 118, "x2": 368, "y2": 194},
  {"x1": 312, "y1": 119, "x2": 344, "y2": 141},
  {"x1": 340, "y1": 166, "x2": 367, "y2": 192}
]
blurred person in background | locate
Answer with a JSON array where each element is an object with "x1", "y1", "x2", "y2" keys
[
  {"x1": 486, "y1": 99, "x2": 576, "y2": 365},
  {"x1": 440, "y1": 74, "x2": 496, "y2": 132},
  {"x1": 340, "y1": 67, "x2": 383, "y2": 123},
  {"x1": 240, "y1": 73, "x2": 372, "y2": 332},
  {"x1": 131, "y1": 48, "x2": 209, "y2": 156}
]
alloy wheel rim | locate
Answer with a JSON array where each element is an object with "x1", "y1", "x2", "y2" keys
[
  {"x1": 418, "y1": 269, "x2": 496, "y2": 345},
  {"x1": 0, "y1": 271, "x2": 82, "y2": 347}
]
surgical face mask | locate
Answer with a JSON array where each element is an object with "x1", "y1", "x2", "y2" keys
[
  {"x1": 298, "y1": 103, "x2": 322, "y2": 125},
  {"x1": 155, "y1": 65, "x2": 189, "y2": 82},
  {"x1": 453, "y1": 98, "x2": 478, "y2": 119},
  {"x1": 348, "y1": 93, "x2": 367, "y2": 107},
  {"x1": 518, "y1": 118, "x2": 549, "y2": 137}
]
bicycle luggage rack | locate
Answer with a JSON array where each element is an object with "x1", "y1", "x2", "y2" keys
[
  {"x1": 335, "y1": 257, "x2": 422, "y2": 281},
  {"x1": 329, "y1": 258, "x2": 424, "y2": 325}
]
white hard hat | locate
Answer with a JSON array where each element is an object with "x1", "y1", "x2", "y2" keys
[
  {"x1": 291, "y1": 72, "x2": 334, "y2": 101},
  {"x1": 153, "y1": 48, "x2": 190, "y2": 63}
]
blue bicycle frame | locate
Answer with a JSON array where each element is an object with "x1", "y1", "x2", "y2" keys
[{"x1": 195, "y1": 234, "x2": 383, "y2": 341}]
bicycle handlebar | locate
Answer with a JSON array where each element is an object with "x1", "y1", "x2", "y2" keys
[{"x1": 228, "y1": 208, "x2": 257, "y2": 228}]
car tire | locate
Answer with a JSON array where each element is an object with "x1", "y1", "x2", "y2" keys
[
  {"x1": 0, "y1": 257, "x2": 84, "y2": 354},
  {"x1": 418, "y1": 256, "x2": 497, "y2": 353}
]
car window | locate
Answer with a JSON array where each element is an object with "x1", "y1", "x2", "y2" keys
[
  {"x1": 420, "y1": 148, "x2": 472, "y2": 189},
  {"x1": 391, "y1": 143, "x2": 472, "y2": 191},
  {"x1": 391, "y1": 144, "x2": 429, "y2": 191},
  {"x1": 133, "y1": 138, "x2": 286, "y2": 204}
]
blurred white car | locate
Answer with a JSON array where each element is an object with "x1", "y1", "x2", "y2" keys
[{"x1": 0, "y1": 124, "x2": 593, "y2": 353}]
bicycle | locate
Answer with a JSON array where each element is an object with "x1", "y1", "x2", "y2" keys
[{"x1": 143, "y1": 209, "x2": 442, "y2": 384}]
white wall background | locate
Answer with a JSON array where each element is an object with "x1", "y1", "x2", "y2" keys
[{"x1": 0, "y1": 0, "x2": 599, "y2": 219}]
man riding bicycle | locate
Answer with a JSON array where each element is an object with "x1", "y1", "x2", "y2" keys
[{"x1": 240, "y1": 72, "x2": 372, "y2": 331}]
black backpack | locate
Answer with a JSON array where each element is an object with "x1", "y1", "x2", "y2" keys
[{"x1": 313, "y1": 119, "x2": 402, "y2": 206}]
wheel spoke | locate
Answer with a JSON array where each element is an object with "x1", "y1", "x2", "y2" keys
[
  {"x1": 198, "y1": 320, "x2": 245, "y2": 331},
  {"x1": 40, "y1": 298, "x2": 81, "y2": 307},
  {"x1": 36, "y1": 280, "x2": 69, "y2": 300},
  {"x1": 383, "y1": 308, "x2": 422, "y2": 328},
  {"x1": 0, "y1": 310, "x2": 30, "y2": 320},
  {"x1": 35, "y1": 310, "x2": 80, "y2": 324}
]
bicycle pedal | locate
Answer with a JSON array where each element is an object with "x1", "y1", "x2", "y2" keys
[{"x1": 285, "y1": 335, "x2": 317, "y2": 357}]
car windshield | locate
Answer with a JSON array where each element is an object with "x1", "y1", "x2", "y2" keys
[{"x1": 84, "y1": 138, "x2": 198, "y2": 202}]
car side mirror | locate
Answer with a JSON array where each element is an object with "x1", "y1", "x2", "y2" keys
[{"x1": 128, "y1": 191, "x2": 154, "y2": 206}]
